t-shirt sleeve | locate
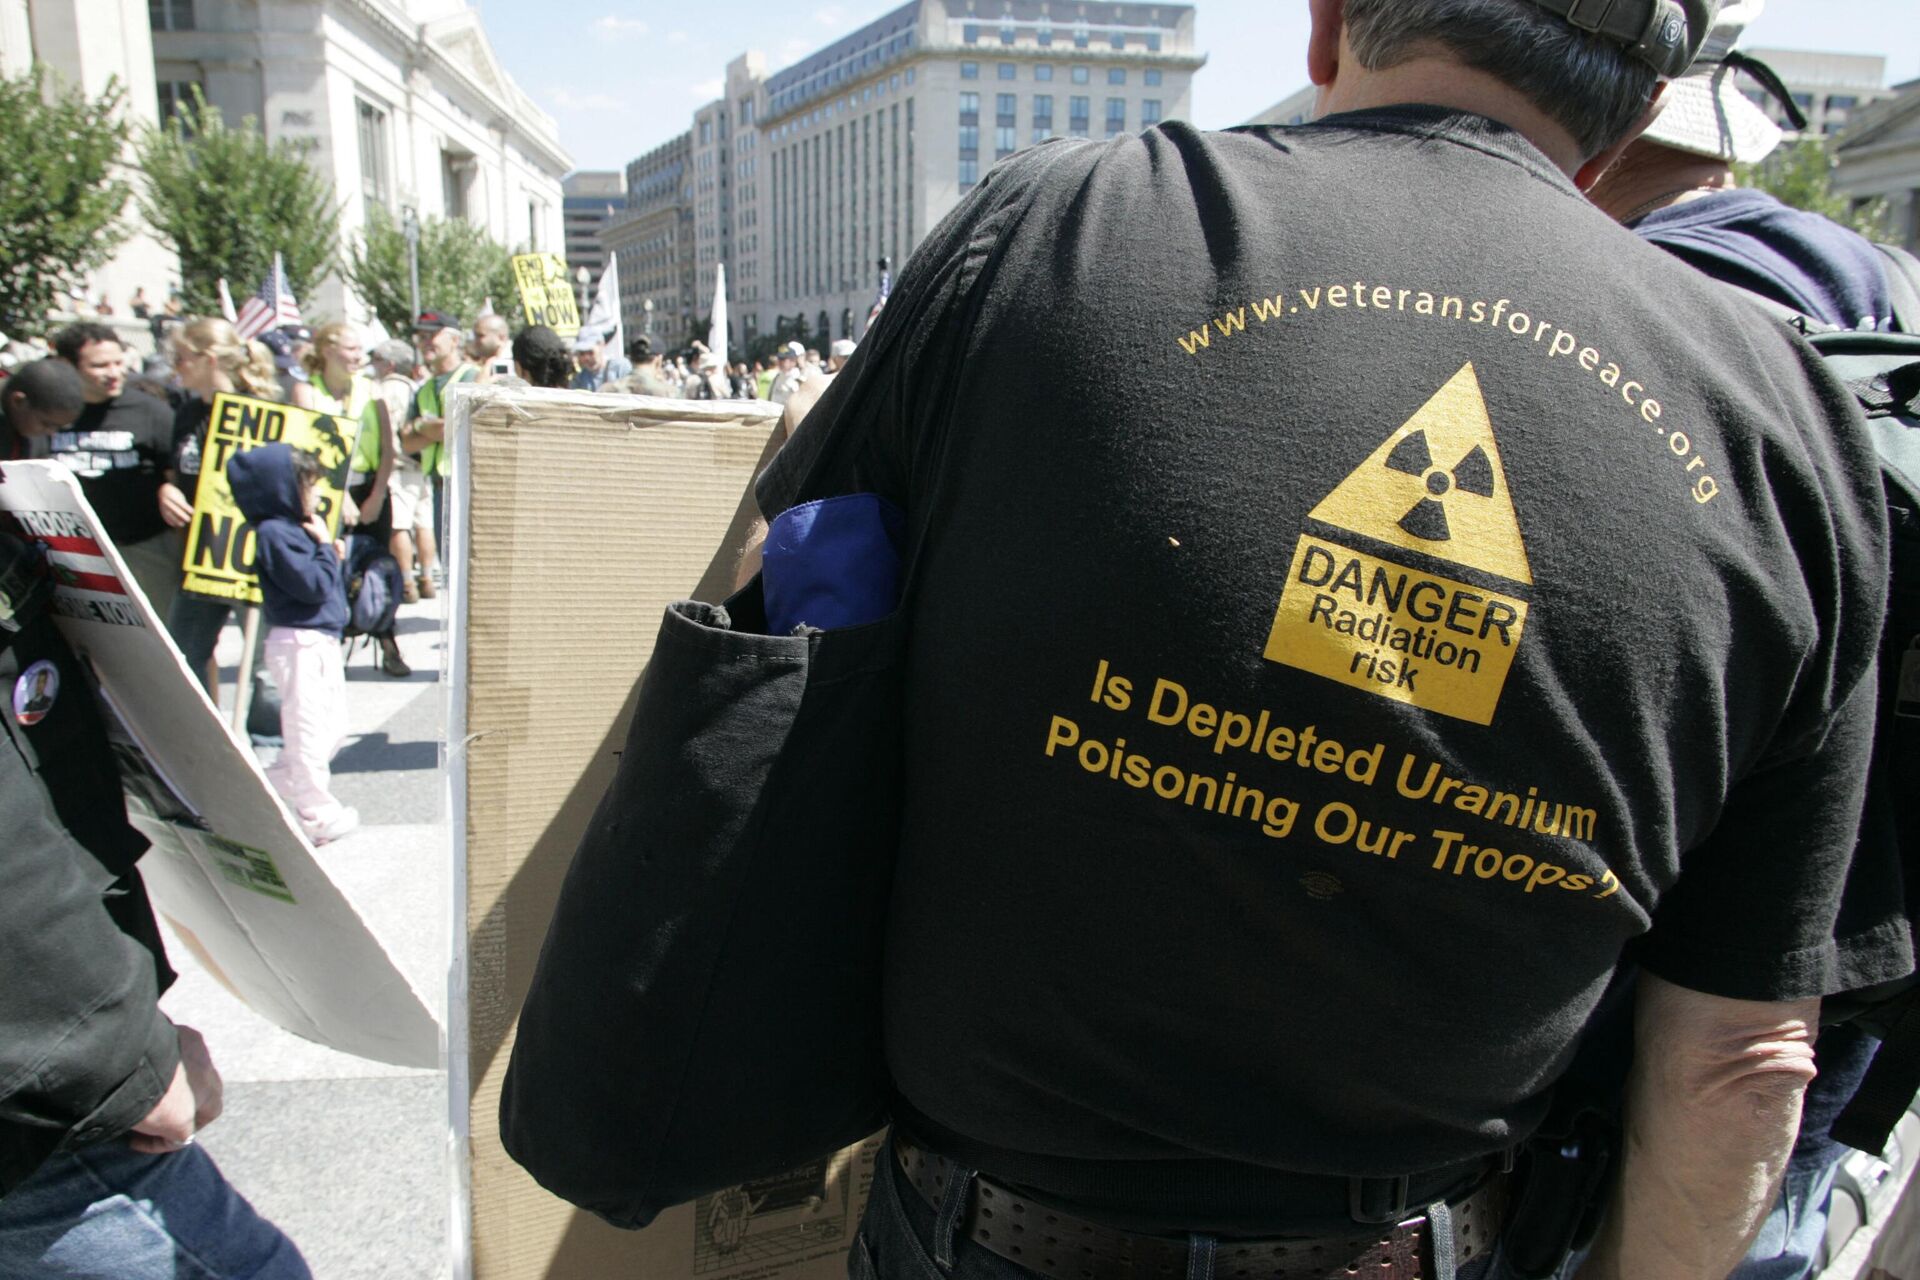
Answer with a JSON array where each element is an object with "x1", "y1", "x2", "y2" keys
[
  {"x1": 756, "y1": 141, "x2": 1098, "y2": 521},
  {"x1": 1633, "y1": 353, "x2": 1908, "y2": 1003},
  {"x1": 1633, "y1": 672, "x2": 1904, "y2": 1002}
]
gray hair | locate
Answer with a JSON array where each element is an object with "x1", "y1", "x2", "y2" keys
[
  {"x1": 1343, "y1": 0, "x2": 1660, "y2": 159},
  {"x1": 369, "y1": 339, "x2": 415, "y2": 370}
]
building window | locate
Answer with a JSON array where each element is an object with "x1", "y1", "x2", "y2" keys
[
  {"x1": 964, "y1": 22, "x2": 979, "y2": 42},
  {"x1": 1073, "y1": 24, "x2": 1090, "y2": 48},
  {"x1": 1828, "y1": 94, "x2": 1858, "y2": 112},
  {"x1": 1000, "y1": 23, "x2": 1015, "y2": 45},
  {"x1": 1791, "y1": 92, "x2": 1814, "y2": 111},
  {"x1": 1037, "y1": 26, "x2": 1053, "y2": 46},
  {"x1": 149, "y1": 0, "x2": 194, "y2": 30},
  {"x1": 1145, "y1": 69, "x2": 1163, "y2": 87},
  {"x1": 1142, "y1": 99, "x2": 1162, "y2": 126},
  {"x1": 959, "y1": 92, "x2": 979, "y2": 121},
  {"x1": 959, "y1": 157, "x2": 979, "y2": 186},
  {"x1": 1072, "y1": 65, "x2": 1090, "y2": 84},
  {"x1": 1146, "y1": 33, "x2": 1162, "y2": 52},
  {"x1": 961, "y1": 61, "x2": 979, "y2": 80},
  {"x1": 906, "y1": 67, "x2": 916, "y2": 84},
  {"x1": 999, "y1": 63, "x2": 1016, "y2": 80},
  {"x1": 1110, "y1": 31, "x2": 1125, "y2": 49},
  {"x1": 1069, "y1": 95, "x2": 1089, "y2": 136},
  {"x1": 1108, "y1": 68, "x2": 1126, "y2": 85},
  {"x1": 156, "y1": 79, "x2": 200, "y2": 125},
  {"x1": 1106, "y1": 97, "x2": 1126, "y2": 135},
  {"x1": 442, "y1": 150, "x2": 473, "y2": 220},
  {"x1": 997, "y1": 93, "x2": 1017, "y2": 120},
  {"x1": 958, "y1": 125, "x2": 979, "y2": 152},
  {"x1": 1033, "y1": 94, "x2": 1053, "y2": 123},
  {"x1": 995, "y1": 126, "x2": 1016, "y2": 157},
  {"x1": 356, "y1": 98, "x2": 390, "y2": 222},
  {"x1": 1032, "y1": 126, "x2": 1053, "y2": 143},
  {"x1": 1035, "y1": 65, "x2": 1054, "y2": 82}
]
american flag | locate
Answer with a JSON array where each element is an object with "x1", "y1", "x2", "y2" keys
[{"x1": 234, "y1": 253, "x2": 302, "y2": 340}]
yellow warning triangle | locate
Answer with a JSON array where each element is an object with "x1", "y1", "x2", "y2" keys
[{"x1": 1308, "y1": 362, "x2": 1532, "y2": 586}]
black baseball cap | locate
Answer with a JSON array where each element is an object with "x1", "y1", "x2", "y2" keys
[
  {"x1": 412, "y1": 310, "x2": 463, "y2": 334},
  {"x1": 1521, "y1": 0, "x2": 1720, "y2": 78}
]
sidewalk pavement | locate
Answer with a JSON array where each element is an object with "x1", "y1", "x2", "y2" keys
[{"x1": 160, "y1": 594, "x2": 453, "y2": 1280}]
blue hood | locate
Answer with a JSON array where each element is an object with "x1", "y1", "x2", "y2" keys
[
  {"x1": 227, "y1": 443, "x2": 307, "y2": 525},
  {"x1": 1633, "y1": 189, "x2": 1893, "y2": 332}
]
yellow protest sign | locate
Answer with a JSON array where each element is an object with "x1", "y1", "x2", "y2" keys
[
  {"x1": 179, "y1": 393, "x2": 354, "y2": 604},
  {"x1": 511, "y1": 252, "x2": 581, "y2": 338}
]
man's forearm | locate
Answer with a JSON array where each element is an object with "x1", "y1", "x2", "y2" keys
[{"x1": 1577, "y1": 975, "x2": 1818, "y2": 1280}]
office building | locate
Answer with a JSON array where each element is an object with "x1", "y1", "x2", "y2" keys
[
  {"x1": 1247, "y1": 85, "x2": 1315, "y2": 127},
  {"x1": 563, "y1": 170, "x2": 624, "y2": 296},
  {"x1": 612, "y1": 0, "x2": 1201, "y2": 353},
  {"x1": 602, "y1": 131, "x2": 697, "y2": 345},
  {"x1": 1742, "y1": 48, "x2": 1893, "y2": 140},
  {"x1": 1836, "y1": 80, "x2": 1920, "y2": 252}
]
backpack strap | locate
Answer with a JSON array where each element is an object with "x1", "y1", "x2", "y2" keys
[{"x1": 1877, "y1": 243, "x2": 1920, "y2": 335}]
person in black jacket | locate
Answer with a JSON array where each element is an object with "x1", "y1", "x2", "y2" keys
[{"x1": 0, "y1": 532, "x2": 309, "y2": 1277}]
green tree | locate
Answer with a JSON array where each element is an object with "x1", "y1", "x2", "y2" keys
[
  {"x1": 1736, "y1": 137, "x2": 1889, "y2": 240},
  {"x1": 346, "y1": 204, "x2": 518, "y2": 333},
  {"x1": 0, "y1": 67, "x2": 132, "y2": 332},
  {"x1": 136, "y1": 88, "x2": 339, "y2": 317}
]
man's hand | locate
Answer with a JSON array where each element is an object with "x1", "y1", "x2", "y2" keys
[
  {"x1": 303, "y1": 514, "x2": 329, "y2": 546},
  {"x1": 157, "y1": 482, "x2": 194, "y2": 529},
  {"x1": 130, "y1": 1025, "x2": 223, "y2": 1153},
  {"x1": 409, "y1": 416, "x2": 445, "y2": 446}
]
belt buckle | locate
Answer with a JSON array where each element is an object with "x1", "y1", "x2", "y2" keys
[{"x1": 1348, "y1": 1174, "x2": 1411, "y2": 1226}]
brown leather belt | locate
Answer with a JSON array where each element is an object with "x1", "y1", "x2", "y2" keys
[{"x1": 893, "y1": 1136, "x2": 1509, "y2": 1280}]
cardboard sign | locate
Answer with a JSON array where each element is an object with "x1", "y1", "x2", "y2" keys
[
  {"x1": 510, "y1": 253, "x2": 581, "y2": 339},
  {"x1": 0, "y1": 460, "x2": 439, "y2": 1068},
  {"x1": 445, "y1": 384, "x2": 887, "y2": 1279},
  {"x1": 179, "y1": 393, "x2": 355, "y2": 604}
]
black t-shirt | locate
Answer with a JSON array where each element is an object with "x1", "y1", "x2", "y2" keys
[
  {"x1": 758, "y1": 109, "x2": 1905, "y2": 1219},
  {"x1": 30, "y1": 392, "x2": 174, "y2": 545}
]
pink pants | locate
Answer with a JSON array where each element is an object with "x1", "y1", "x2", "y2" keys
[{"x1": 263, "y1": 627, "x2": 348, "y2": 834}]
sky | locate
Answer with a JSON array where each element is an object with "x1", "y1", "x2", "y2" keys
[{"x1": 472, "y1": 0, "x2": 1920, "y2": 174}]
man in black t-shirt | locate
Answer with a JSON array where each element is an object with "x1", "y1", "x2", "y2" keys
[
  {"x1": 37, "y1": 324, "x2": 181, "y2": 621},
  {"x1": 750, "y1": 2, "x2": 1908, "y2": 1277}
]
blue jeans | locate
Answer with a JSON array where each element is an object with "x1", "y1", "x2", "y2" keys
[
  {"x1": 0, "y1": 1141, "x2": 309, "y2": 1279},
  {"x1": 851, "y1": 1137, "x2": 1522, "y2": 1280},
  {"x1": 1726, "y1": 1157, "x2": 1843, "y2": 1280}
]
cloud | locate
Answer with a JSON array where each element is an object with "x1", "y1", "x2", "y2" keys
[
  {"x1": 778, "y1": 37, "x2": 814, "y2": 65},
  {"x1": 593, "y1": 14, "x2": 648, "y2": 35},
  {"x1": 813, "y1": 4, "x2": 848, "y2": 25},
  {"x1": 548, "y1": 87, "x2": 627, "y2": 112},
  {"x1": 666, "y1": 29, "x2": 690, "y2": 44},
  {"x1": 690, "y1": 78, "x2": 724, "y2": 101}
]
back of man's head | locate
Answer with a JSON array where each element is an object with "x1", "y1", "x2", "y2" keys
[
  {"x1": 7, "y1": 358, "x2": 87, "y2": 418},
  {"x1": 1341, "y1": 0, "x2": 1715, "y2": 159}
]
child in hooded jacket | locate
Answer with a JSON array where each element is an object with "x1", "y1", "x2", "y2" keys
[{"x1": 226, "y1": 443, "x2": 358, "y2": 844}]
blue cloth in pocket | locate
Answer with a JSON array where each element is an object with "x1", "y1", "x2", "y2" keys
[{"x1": 762, "y1": 494, "x2": 906, "y2": 634}]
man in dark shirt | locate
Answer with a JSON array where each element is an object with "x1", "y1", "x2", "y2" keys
[
  {"x1": 752, "y1": 2, "x2": 1908, "y2": 1277},
  {"x1": 37, "y1": 324, "x2": 181, "y2": 621}
]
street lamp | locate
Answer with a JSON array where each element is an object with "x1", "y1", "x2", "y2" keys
[
  {"x1": 401, "y1": 205, "x2": 421, "y2": 321},
  {"x1": 642, "y1": 297, "x2": 653, "y2": 339}
]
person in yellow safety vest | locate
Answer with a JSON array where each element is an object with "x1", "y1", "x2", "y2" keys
[{"x1": 394, "y1": 311, "x2": 477, "y2": 601}]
